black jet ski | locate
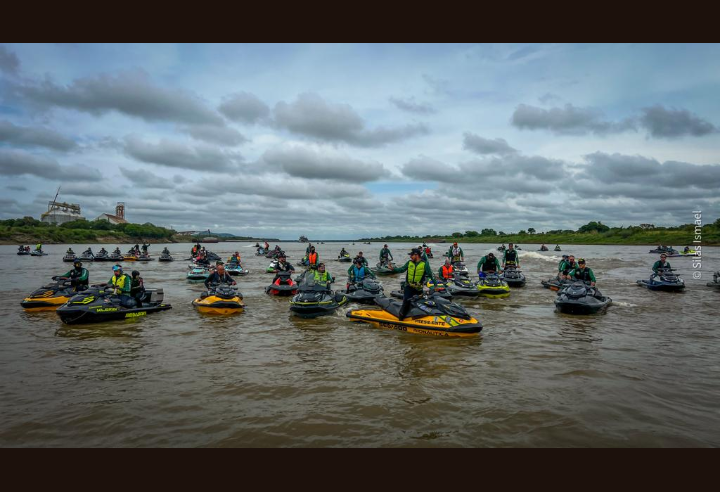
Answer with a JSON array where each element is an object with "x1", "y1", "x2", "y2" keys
[
  {"x1": 17, "y1": 247, "x2": 30, "y2": 256},
  {"x1": 554, "y1": 246, "x2": 562, "y2": 252},
  {"x1": 707, "y1": 272, "x2": 720, "y2": 290},
  {"x1": 109, "y1": 250, "x2": 124, "y2": 261},
  {"x1": 289, "y1": 276, "x2": 348, "y2": 318},
  {"x1": 31, "y1": 249, "x2": 47, "y2": 256},
  {"x1": 539, "y1": 246, "x2": 549, "y2": 251},
  {"x1": 439, "y1": 272, "x2": 482, "y2": 297},
  {"x1": 94, "y1": 249, "x2": 111, "y2": 261},
  {"x1": 21, "y1": 279, "x2": 80, "y2": 311},
  {"x1": 497, "y1": 245, "x2": 506, "y2": 252},
  {"x1": 391, "y1": 281, "x2": 453, "y2": 301},
  {"x1": 192, "y1": 285, "x2": 244, "y2": 315},
  {"x1": 137, "y1": 254, "x2": 154, "y2": 262},
  {"x1": 158, "y1": 252, "x2": 174, "y2": 262},
  {"x1": 649, "y1": 247, "x2": 678, "y2": 255},
  {"x1": 555, "y1": 282, "x2": 612, "y2": 315},
  {"x1": 502, "y1": 267, "x2": 526, "y2": 287},
  {"x1": 79, "y1": 249, "x2": 94, "y2": 261},
  {"x1": 266, "y1": 271, "x2": 299, "y2": 296},
  {"x1": 56, "y1": 286, "x2": 172, "y2": 325},
  {"x1": 541, "y1": 277, "x2": 571, "y2": 292},
  {"x1": 337, "y1": 252, "x2": 352, "y2": 262},
  {"x1": 63, "y1": 253, "x2": 77, "y2": 262},
  {"x1": 452, "y1": 261, "x2": 469, "y2": 274},
  {"x1": 201, "y1": 251, "x2": 221, "y2": 262},
  {"x1": 374, "y1": 261, "x2": 396, "y2": 275},
  {"x1": 342, "y1": 277, "x2": 384, "y2": 305},
  {"x1": 637, "y1": 269, "x2": 685, "y2": 292},
  {"x1": 347, "y1": 295, "x2": 482, "y2": 338}
]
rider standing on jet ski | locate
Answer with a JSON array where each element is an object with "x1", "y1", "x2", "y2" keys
[
  {"x1": 307, "y1": 246, "x2": 319, "y2": 269},
  {"x1": 348, "y1": 258, "x2": 376, "y2": 283},
  {"x1": 392, "y1": 248, "x2": 435, "y2": 321},
  {"x1": 130, "y1": 270, "x2": 145, "y2": 306},
  {"x1": 502, "y1": 243, "x2": 520, "y2": 269},
  {"x1": 447, "y1": 242, "x2": 464, "y2": 262},
  {"x1": 56, "y1": 260, "x2": 89, "y2": 290},
  {"x1": 652, "y1": 254, "x2": 672, "y2": 275},
  {"x1": 205, "y1": 262, "x2": 236, "y2": 289},
  {"x1": 379, "y1": 244, "x2": 394, "y2": 265},
  {"x1": 108, "y1": 265, "x2": 135, "y2": 307},
  {"x1": 354, "y1": 251, "x2": 369, "y2": 267},
  {"x1": 567, "y1": 259, "x2": 596, "y2": 287},
  {"x1": 477, "y1": 253, "x2": 501, "y2": 277}
]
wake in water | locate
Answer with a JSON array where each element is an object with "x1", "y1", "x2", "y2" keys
[{"x1": 520, "y1": 252, "x2": 562, "y2": 262}]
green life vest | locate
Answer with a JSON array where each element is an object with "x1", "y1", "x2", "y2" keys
[
  {"x1": 407, "y1": 261, "x2": 426, "y2": 290},
  {"x1": 313, "y1": 270, "x2": 330, "y2": 286}
]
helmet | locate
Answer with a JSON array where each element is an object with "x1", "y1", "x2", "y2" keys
[
  {"x1": 73, "y1": 260, "x2": 83, "y2": 267},
  {"x1": 112, "y1": 265, "x2": 122, "y2": 272}
]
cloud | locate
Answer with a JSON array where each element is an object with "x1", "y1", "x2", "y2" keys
[
  {"x1": 182, "y1": 123, "x2": 248, "y2": 146},
  {"x1": 0, "y1": 149, "x2": 102, "y2": 181},
  {"x1": 463, "y1": 133, "x2": 517, "y2": 155},
  {"x1": 119, "y1": 167, "x2": 177, "y2": 189},
  {"x1": 0, "y1": 45, "x2": 20, "y2": 75},
  {"x1": 538, "y1": 93, "x2": 563, "y2": 104},
  {"x1": 0, "y1": 120, "x2": 77, "y2": 151},
  {"x1": 13, "y1": 69, "x2": 224, "y2": 126},
  {"x1": 261, "y1": 144, "x2": 388, "y2": 182},
  {"x1": 123, "y1": 136, "x2": 242, "y2": 172},
  {"x1": 638, "y1": 105, "x2": 718, "y2": 138},
  {"x1": 59, "y1": 182, "x2": 117, "y2": 197},
  {"x1": 274, "y1": 93, "x2": 428, "y2": 147},
  {"x1": 218, "y1": 92, "x2": 271, "y2": 124},
  {"x1": 389, "y1": 96, "x2": 436, "y2": 114},
  {"x1": 511, "y1": 103, "x2": 636, "y2": 135},
  {"x1": 6, "y1": 185, "x2": 27, "y2": 191},
  {"x1": 400, "y1": 155, "x2": 462, "y2": 183}
]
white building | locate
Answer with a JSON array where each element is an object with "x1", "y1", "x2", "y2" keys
[{"x1": 96, "y1": 202, "x2": 128, "y2": 225}]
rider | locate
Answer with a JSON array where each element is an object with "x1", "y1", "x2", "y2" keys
[
  {"x1": 107, "y1": 265, "x2": 135, "y2": 307},
  {"x1": 559, "y1": 255, "x2": 577, "y2": 279},
  {"x1": 502, "y1": 243, "x2": 520, "y2": 269},
  {"x1": 438, "y1": 258, "x2": 454, "y2": 280},
  {"x1": 99, "y1": 247, "x2": 108, "y2": 255},
  {"x1": 379, "y1": 244, "x2": 394, "y2": 265},
  {"x1": 307, "y1": 246, "x2": 319, "y2": 269},
  {"x1": 311, "y1": 263, "x2": 333, "y2": 288},
  {"x1": 35, "y1": 243, "x2": 42, "y2": 251},
  {"x1": 683, "y1": 246, "x2": 691, "y2": 254},
  {"x1": 447, "y1": 242, "x2": 464, "y2": 263},
  {"x1": 392, "y1": 248, "x2": 435, "y2": 321},
  {"x1": 228, "y1": 251, "x2": 242, "y2": 264},
  {"x1": 347, "y1": 258, "x2": 375, "y2": 283},
  {"x1": 271, "y1": 254, "x2": 295, "y2": 282},
  {"x1": 195, "y1": 252, "x2": 211, "y2": 267},
  {"x1": 339, "y1": 247, "x2": 348, "y2": 258},
  {"x1": 65, "y1": 247, "x2": 75, "y2": 255},
  {"x1": 162, "y1": 247, "x2": 171, "y2": 255},
  {"x1": 205, "y1": 262, "x2": 236, "y2": 289},
  {"x1": 130, "y1": 270, "x2": 145, "y2": 307},
  {"x1": 652, "y1": 254, "x2": 672, "y2": 275},
  {"x1": 355, "y1": 251, "x2": 368, "y2": 267},
  {"x1": 57, "y1": 260, "x2": 89, "y2": 291},
  {"x1": 477, "y1": 252, "x2": 501, "y2": 278},
  {"x1": 567, "y1": 258, "x2": 596, "y2": 287}
]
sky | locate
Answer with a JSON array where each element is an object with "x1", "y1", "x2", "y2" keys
[{"x1": 1, "y1": 43, "x2": 719, "y2": 239}]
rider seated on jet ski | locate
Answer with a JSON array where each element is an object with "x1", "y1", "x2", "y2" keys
[
  {"x1": 684, "y1": 246, "x2": 691, "y2": 254},
  {"x1": 99, "y1": 247, "x2": 107, "y2": 255},
  {"x1": 205, "y1": 262, "x2": 236, "y2": 289},
  {"x1": 107, "y1": 265, "x2": 136, "y2": 308},
  {"x1": 130, "y1": 270, "x2": 145, "y2": 307},
  {"x1": 271, "y1": 255, "x2": 295, "y2": 281},
  {"x1": 567, "y1": 259, "x2": 596, "y2": 287},
  {"x1": 392, "y1": 248, "x2": 436, "y2": 321},
  {"x1": 502, "y1": 243, "x2": 520, "y2": 269},
  {"x1": 438, "y1": 258, "x2": 454, "y2": 280},
  {"x1": 195, "y1": 253, "x2": 211, "y2": 267},
  {"x1": 228, "y1": 251, "x2": 242, "y2": 264},
  {"x1": 311, "y1": 263, "x2": 334, "y2": 288},
  {"x1": 66, "y1": 248, "x2": 75, "y2": 255},
  {"x1": 354, "y1": 252, "x2": 369, "y2": 267},
  {"x1": 162, "y1": 247, "x2": 170, "y2": 255},
  {"x1": 36, "y1": 243, "x2": 43, "y2": 251},
  {"x1": 347, "y1": 258, "x2": 376, "y2": 283},
  {"x1": 448, "y1": 242, "x2": 464, "y2": 263},
  {"x1": 652, "y1": 254, "x2": 672, "y2": 276},
  {"x1": 55, "y1": 260, "x2": 89, "y2": 291},
  {"x1": 379, "y1": 245, "x2": 394, "y2": 265},
  {"x1": 339, "y1": 247, "x2": 348, "y2": 257},
  {"x1": 560, "y1": 255, "x2": 578, "y2": 279},
  {"x1": 113, "y1": 247, "x2": 122, "y2": 255},
  {"x1": 84, "y1": 247, "x2": 93, "y2": 255},
  {"x1": 477, "y1": 253, "x2": 501, "y2": 278}
]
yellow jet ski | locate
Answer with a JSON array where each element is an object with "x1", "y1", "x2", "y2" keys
[
  {"x1": 476, "y1": 273, "x2": 511, "y2": 298},
  {"x1": 192, "y1": 285, "x2": 244, "y2": 315},
  {"x1": 346, "y1": 295, "x2": 482, "y2": 338},
  {"x1": 21, "y1": 278, "x2": 79, "y2": 311}
]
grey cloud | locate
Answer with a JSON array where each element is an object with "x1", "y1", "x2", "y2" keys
[
  {"x1": 274, "y1": 93, "x2": 429, "y2": 147},
  {"x1": 14, "y1": 69, "x2": 224, "y2": 126},
  {"x1": 639, "y1": 105, "x2": 718, "y2": 138},
  {"x1": 400, "y1": 156, "x2": 463, "y2": 183},
  {"x1": 511, "y1": 103, "x2": 636, "y2": 135},
  {"x1": 60, "y1": 182, "x2": 118, "y2": 197},
  {"x1": 463, "y1": 133, "x2": 517, "y2": 155},
  {"x1": 120, "y1": 167, "x2": 176, "y2": 189},
  {"x1": 262, "y1": 145, "x2": 388, "y2": 182},
  {"x1": 0, "y1": 120, "x2": 77, "y2": 151},
  {"x1": 219, "y1": 92, "x2": 271, "y2": 124},
  {"x1": 0, "y1": 45, "x2": 20, "y2": 75},
  {"x1": 0, "y1": 149, "x2": 102, "y2": 181},
  {"x1": 459, "y1": 154, "x2": 565, "y2": 182},
  {"x1": 182, "y1": 123, "x2": 248, "y2": 146},
  {"x1": 123, "y1": 136, "x2": 241, "y2": 172},
  {"x1": 538, "y1": 93, "x2": 562, "y2": 104},
  {"x1": 6, "y1": 185, "x2": 27, "y2": 191},
  {"x1": 389, "y1": 97, "x2": 436, "y2": 114}
]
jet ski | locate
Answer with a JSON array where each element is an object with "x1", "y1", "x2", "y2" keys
[
  {"x1": 255, "y1": 247, "x2": 266, "y2": 256},
  {"x1": 539, "y1": 246, "x2": 549, "y2": 251},
  {"x1": 347, "y1": 295, "x2": 482, "y2": 338},
  {"x1": 158, "y1": 252, "x2": 174, "y2": 262},
  {"x1": 555, "y1": 282, "x2": 612, "y2": 315},
  {"x1": 501, "y1": 267, "x2": 526, "y2": 287},
  {"x1": 707, "y1": 272, "x2": 720, "y2": 290},
  {"x1": 79, "y1": 249, "x2": 94, "y2": 261},
  {"x1": 554, "y1": 246, "x2": 562, "y2": 252},
  {"x1": 137, "y1": 254, "x2": 153, "y2": 262},
  {"x1": 94, "y1": 249, "x2": 111, "y2": 261},
  {"x1": 123, "y1": 249, "x2": 138, "y2": 261},
  {"x1": 226, "y1": 262, "x2": 248, "y2": 276},
  {"x1": 337, "y1": 253, "x2": 352, "y2": 262},
  {"x1": 17, "y1": 247, "x2": 30, "y2": 256},
  {"x1": 266, "y1": 271, "x2": 299, "y2": 296},
  {"x1": 62, "y1": 253, "x2": 77, "y2": 262},
  {"x1": 205, "y1": 251, "x2": 221, "y2": 262},
  {"x1": 21, "y1": 279, "x2": 79, "y2": 311},
  {"x1": 391, "y1": 280, "x2": 453, "y2": 301},
  {"x1": 56, "y1": 286, "x2": 171, "y2": 325},
  {"x1": 438, "y1": 272, "x2": 482, "y2": 297},
  {"x1": 637, "y1": 269, "x2": 685, "y2": 292},
  {"x1": 192, "y1": 285, "x2": 244, "y2": 315},
  {"x1": 342, "y1": 277, "x2": 385, "y2": 305},
  {"x1": 374, "y1": 262, "x2": 395, "y2": 275},
  {"x1": 31, "y1": 250, "x2": 48, "y2": 256},
  {"x1": 497, "y1": 245, "x2": 506, "y2": 252},
  {"x1": 649, "y1": 247, "x2": 678, "y2": 255},
  {"x1": 541, "y1": 277, "x2": 571, "y2": 292},
  {"x1": 476, "y1": 273, "x2": 511, "y2": 298},
  {"x1": 187, "y1": 266, "x2": 211, "y2": 281},
  {"x1": 109, "y1": 249, "x2": 123, "y2": 261},
  {"x1": 289, "y1": 276, "x2": 348, "y2": 318},
  {"x1": 452, "y1": 261, "x2": 469, "y2": 274}
]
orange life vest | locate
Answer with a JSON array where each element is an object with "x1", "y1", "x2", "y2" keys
[
  {"x1": 308, "y1": 252, "x2": 318, "y2": 265},
  {"x1": 441, "y1": 264, "x2": 454, "y2": 279}
]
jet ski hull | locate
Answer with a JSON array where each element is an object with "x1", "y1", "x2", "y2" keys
[
  {"x1": 56, "y1": 289, "x2": 172, "y2": 324},
  {"x1": 636, "y1": 280, "x2": 686, "y2": 292},
  {"x1": 62, "y1": 255, "x2": 77, "y2": 262},
  {"x1": 158, "y1": 255, "x2": 174, "y2": 262},
  {"x1": 346, "y1": 309, "x2": 481, "y2": 338},
  {"x1": 21, "y1": 295, "x2": 72, "y2": 311},
  {"x1": 289, "y1": 293, "x2": 348, "y2": 318},
  {"x1": 555, "y1": 297, "x2": 612, "y2": 315},
  {"x1": 192, "y1": 296, "x2": 244, "y2": 315}
]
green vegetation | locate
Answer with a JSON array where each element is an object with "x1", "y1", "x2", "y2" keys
[
  {"x1": 0, "y1": 217, "x2": 176, "y2": 244},
  {"x1": 362, "y1": 219, "x2": 720, "y2": 246}
]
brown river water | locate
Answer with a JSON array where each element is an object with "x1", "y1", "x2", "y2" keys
[{"x1": 1, "y1": 242, "x2": 718, "y2": 447}]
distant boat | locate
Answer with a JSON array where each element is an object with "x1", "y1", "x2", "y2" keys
[{"x1": 201, "y1": 237, "x2": 218, "y2": 243}]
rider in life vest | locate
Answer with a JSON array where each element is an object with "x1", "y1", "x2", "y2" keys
[
  {"x1": 502, "y1": 243, "x2": 520, "y2": 269},
  {"x1": 438, "y1": 258, "x2": 454, "y2": 280},
  {"x1": 392, "y1": 248, "x2": 436, "y2": 321},
  {"x1": 447, "y1": 242, "x2": 464, "y2": 262},
  {"x1": 307, "y1": 246, "x2": 319, "y2": 269},
  {"x1": 567, "y1": 258, "x2": 596, "y2": 287},
  {"x1": 311, "y1": 263, "x2": 333, "y2": 288}
]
